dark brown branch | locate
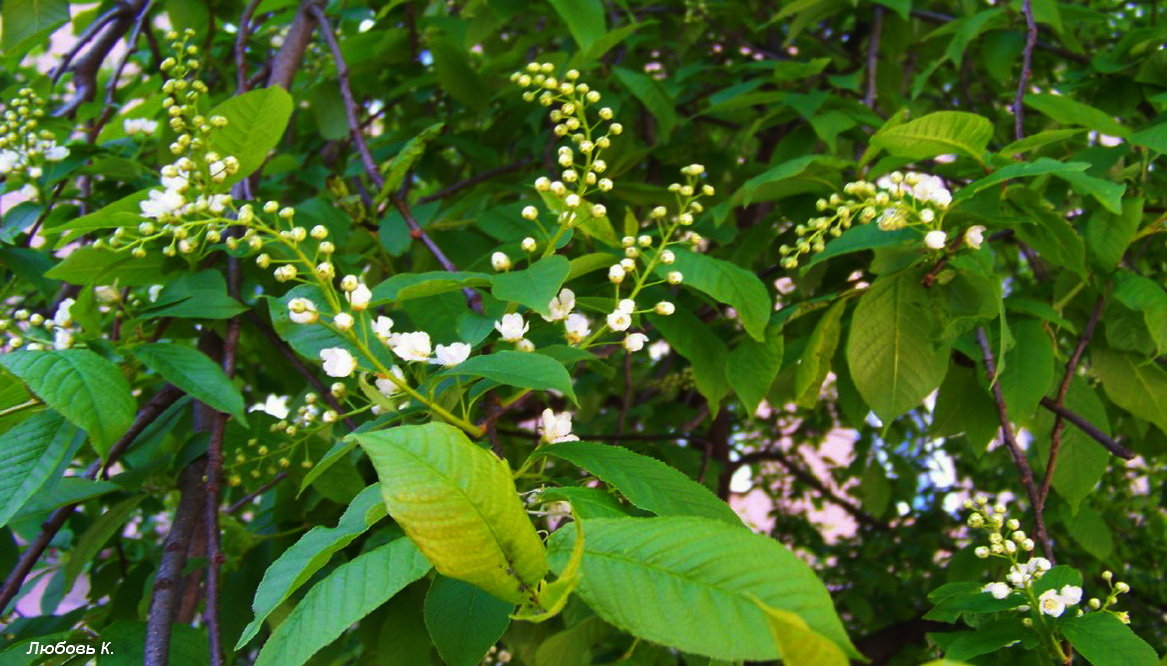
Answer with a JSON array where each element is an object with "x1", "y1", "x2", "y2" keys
[
  {"x1": 145, "y1": 460, "x2": 206, "y2": 666},
  {"x1": 1013, "y1": 0, "x2": 1038, "y2": 142},
  {"x1": 1039, "y1": 295, "x2": 1106, "y2": 507},
  {"x1": 228, "y1": 473, "x2": 289, "y2": 514},
  {"x1": 55, "y1": 0, "x2": 148, "y2": 118},
  {"x1": 976, "y1": 328, "x2": 1054, "y2": 561},
  {"x1": 268, "y1": 0, "x2": 323, "y2": 90},
  {"x1": 416, "y1": 159, "x2": 534, "y2": 204},
  {"x1": 1039, "y1": 398, "x2": 1134, "y2": 460},
  {"x1": 235, "y1": 0, "x2": 265, "y2": 93},
  {"x1": 95, "y1": 0, "x2": 154, "y2": 133},
  {"x1": 49, "y1": 5, "x2": 126, "y2": 84}
]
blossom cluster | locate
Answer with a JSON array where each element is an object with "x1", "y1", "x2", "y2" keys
[
  {"x1": 0, "y1": 298, "x2": 79, "y2": 353},
  {"x1": 783, "y1": 171, "x2": 985, "y2": 269},
  {"x1": 0, "y1": 87, "x2": 71, "y2": 194},
  {"x1": 964, "y1": 496, "x2": 1131, "y2": 624}
]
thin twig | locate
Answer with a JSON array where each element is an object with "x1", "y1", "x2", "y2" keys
[
  {"x1": 1039, "y1": 398, "x2": 1133, "y2": 460},
  {"x1": 1038, "y1": 295, "x2": 1106, "y2": 507},
  {"x1": 227, "y1": 473, "x2": 289, "y2": 514},
  {"x1": 235, "y1": 0, "x2": 265, "y2": 93},
  {"x1": 416, "y1": 159, "x2": 534, "y2": 204},
  {"x1": 976, "y1": 328, "x2": 1054, "y2": 561},
  {"x1": 863, "y1": 6, "x2": 884, "y2": 109},
  {"x1": 1013, "y1": 0, "x2": 1038, "y2": 142},
  {"x1": 96, "y1": 0, "x2": 154, "y2": 133},
  {"x1": 55, "y1": 1, "x2": 148, "y2": 118},
  {"x1": 50, "y1": 5, "x2": 126, "y2": 84}
]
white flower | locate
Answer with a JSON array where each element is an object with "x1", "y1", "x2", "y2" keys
[
  {"x1": 1006, "y1": 558, "x2": 1052, "y2": 587},
  {"x1": 544, "y1": 288, "x2": 575, "y2": 321},
  {"x1": 912, "y1": 174, "x2": 952, "y2": 207},
  {"x1": 375, "y1": 366, "x2": 407, "y2": 396},
  {"x1": 287, "y1": 297, "x2": 319, "y2": 324},
  {"x1": 333, "y1": 312, "x2": 354, "y2": 331},
  {"x1": 965, "y1": 225, "x2": 986, "y2": 250},
  {"x1": 251, "y1": 394, "x2": 290, "y2": 418},
  {"x1": 43, "y1": 145, "x2": 69, "y2": 162},
  {"x1": 606, "y1": 309, "x2": 632, "y2": 332},
  {"x1": 391, "y1": 331, "x2": 432, "y2": 362},
  {"x1": 1058, "y1": 585, "x2": 1083, "y2": 606},
  {"x1": 540, "y1": 408, "x2": 580, "y2": 443},
  {"x1": 491, "y1": 251, "x2": 511, "y2": 271},
  {"x1": 495, "y1": 313, "x2": 529, "y2": 342},
  {"x1": 0, "y1": 150, "x2": 22, "y2": 174},
  {"x1": 320, "y1": 348, "x2": 357, "y2": 377},
  {"x1": 124, "y1": 118, "x2": 159, "y2": 135},
  {"x1": 1038, "y1": 589, "x2": 1067, "y2": 617},
  {"x1": 434, "y1": 342, "x2": 471, "y2": 367},
  {"x1": 52, "y1": 329, "x2": 74, "y2": 350},
  {"x1": 372, "y1": 316, "x2": 394, "y2": 340},
  {"x1": 140, "y1": 188, "x2": 186, "y2": 220},
  {"x1": 924, "y1": 230, "x2": 948, "y2": 250},
  {"x1": 648, "y1": 339, "x2": 671, "y2": 361},
  {"x1": 52, "y1": 298, "x2": 75, "y2": 327},
  {"x1": 617, "y1": 299, "x2": 636, "y2": 313},
  {"x1": 347, "y1": 283, "x2": 372, "y2": 311},
  {"x1": 564, "y1": 313, "x2": 590, "y2": 344},
  {"x1": 982, "y1": 582, "x2": 1011, "y2": 600},
  {"x1": 608, "y1": 264, "x2": 625, "y2": 283},
  {"x1": 623, "y1": 333, "x2": 648, "y2": 352}
]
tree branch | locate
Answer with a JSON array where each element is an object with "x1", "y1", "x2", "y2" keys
[
  {"x1": 1013, "y1": 0, "x2": 1039, "y2": 142},
  {"x1": 416, "y1": 159, "x2": 534, "y2": 204},
  {"x1": 863, "y1": 6, "x2": 884, "y2": 109},
  {"x1": 1039, "y1": 397, "x2": 1133, "y2": 460},
  {"x1": 976, "y1": 328, "x2": 1054, "y2": 561},
  {"x1": 235, "y1": 0, "x2": 265, "y2": 93}
]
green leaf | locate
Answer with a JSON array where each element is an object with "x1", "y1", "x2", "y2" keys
[
  {"x1": 727, "y1": 318, "x2": 784, "y2": 412},
  {"x1": 1061, "y1": 613, "x2": 1158, "y2": 666},
  {"x1": 253, "y1": 537, "x2": 432, "y2": 666},
  {"x1": 45, "y1": 247, "x2": 173, "y2": 287},
  {"x1": 1024, "y1": 93, "x2": 1130, "y2": 138},
  {"x1": 954, "y1": 158, "x2": 1089, "y2": 201},
  {"x1": 1053, "y1": 170, "x2": 1126, "y2": 214},
  {"x1": 546, "y1": 517, "x2": 857, "y2": 661},
  {"x1": 1114, "y1": 270, "x2": 1167, "y2": 354},
  {"x1": 1039, "y1": 380, "x2": 1111, "y2": 510},
  {"x1": 932, "y1": 365, "x2": 998, "y2": 451},
  {"x1": 795, "y1": 300, "x2": 846, "y2": 408},
  {"x1": 1086, "y1": 198, "x2": 1142, "y2": 271},
  {"x1": 142, "y1": 270, "x2": 247, "y2": 320},
  {"x1": 648, "y1": 309, "x2": 731, "y2": 411},
  {"x1": 534, "y1": 616, "x2": 612, "y2": 666},
  {"x1": 870, "y1": 111, "x2": 992, "y2": 163},
  {"x1": 997, "y1": 128, "x2": 1087, "y2": 155},
  {"x1": 998, "y1": 318, "x2": 1054, "y2": 424},
  {"x1": 845, "y1": 269, "x2": 949, "y2": 422},
  {"x1": 1064, "y1": 504, "x2": 1114, "y2": 562},
  {"x1": 733, "y1": 155, "x2": 847, "y2": 207},
  {"x1": 1093, "y1": 347, "x2": 1167, "y2": 435},
  {"x1": 660, "y1": 249, "x2": 771, "y2": 341},
  {"x1": 441, "y1": 351, "x2": 577, "y2": 404},
  {"x1": 237, "y1": 485, "x2": 387, "y2": 648},
  {"x1": 424, "y1": 575, "x2": 513, "y2": 666},
  {"x1": 537, "y1": 442, "x2": 741, "y2": 525},
  {"x1": 944, "y1": 618, "x2": 1028, "y2": 662},
  {"x1": 129, "y1": 343, "x2": 246, "y2": 420},
  {"x1": 548, "y1": 0, "x2": 606, "y2": 53},
  {"x1": 207, "y1": 86, "x2": 294, "y2": 183},
  {"x1": 48, "y1": 190, "x2": 148, "y2": 241},
  {"x1": 803, "y1": 224, "x2": 917, "y2": 269},
  {"x1": 753, "y1": 600, "x2": 849, "y2": 666},
  {"x1": 2, "y1": 0, "x2": 69, "y2": 53},
  {"x1": 13, "y1": 477, "x2": 120, "y2": 521},
  {"x1": 0, "y1": 411, "x2": 82, "y2": 528},
  {"x1": 537, "y1": 486, "x2": 634, "y2": 519},
  {"x1": 379, "y1": 122, "x2": 445, "y2": 199},
  {"x1": 0, "y1": 350, "x2": 136, "y2": 456},
  {"x1": 371, "y1": 271, "x2": 491, "y2": 304},
  {"x1": 1130, "y1": 122, "x2": 1167, "y2": 153},
  {"x1": 1007, "y1": 187, "x2": 1086, "y2": 275},
  {"x1": 61, "y1": 495, "x2": 143, "y2": 599},
  {"x1": 354, "y1": 423, "x2": 548, "y2": 604},
  {"x1": 491, "y1": 256, "x2": 570, "y2": 317},
  {"x1": 614, "y1": 67, "x2": 678, "y2": 139}
]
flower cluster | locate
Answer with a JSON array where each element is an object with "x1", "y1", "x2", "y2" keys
[
  {"x1": 0, "y1": 87, "x2": 71, "y2": 194},
  {"x1": 782, "y1": 171, "x2": 985, "y2": 268},
  {"x1": 964, "y1": 496, "x2": 1131, "y2": 624},
  {"x1": 0, "y1": 298, "x2": 81, "y2": 353}
]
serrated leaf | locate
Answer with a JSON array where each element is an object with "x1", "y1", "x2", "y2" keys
[
  {"x1": 546, "y1": 517, "x2": 857, "y2": 661},
  {"x1": 1093, "y1": 347, "x2": 1167, "y2": 435},
  {"x1": 803, "y1": 224, "x2": 917, "y2": 269},
  {"x1": 1024, "y1": 93, "x2": 1130, "y2": 138},
  {"x1": 614, "y1": 67, "x2": 678, "y2": 139},
  {"x1": 659, "y1": 249, "x2": 771, "y2": 341},
  {"x1": 795, "y1": 299, "x2": 846, "y2": 408},
  {"x1": 0, "y1": 350, "x2": 136, "y2": 456},
  {"x1": 141, "y1": 270, "x2": 247, "y2": 320},
  {"x1": 354, "y1": 423, "x2": 548, "y2": 605},
  {"x1": 1053, "y1": 169, "x2": 1126, "y2": 214},
  {"x1": 253, "y1": 537, "x2": 431, "y2": 666},
  {"x1": 371, "y1": 271, "x2": 491, "y2": 304},
  {"x1": 45, "y1": 247, "x2": 173, "y2": 286},
  {"x1": 2, "y1": 0, "x2": 69, "y2": 53},
  {"x1": 1086, "y1": 198, "x2": 1142, "y2": 272},
  {"x1": 727, "y1": 319, "x2": 784, "y2": 412},
  {"x1": 491, "y1": 256, "x2": 570, "y2": 317},
  {"x1": 548, "y1": 0, "x2": 606, "y2": 53},
  {"x1": 237, "y1": 485, "x2": 387, "y2": 648},
  {"x1": 379, "y1": 122, "x2": 445, "y2": 199},
  {"x1": 753, "y1": 600, "x2": 849, "y2": 666},
  {"x1": 0, "y1": 411, "x2": 82, "y2": 528},
  {"x1": 1061, "y1": 613, "x2": 1158, "y2": 666},
  {"x1": 537, "y1": 442, "x2": 741, "y2": 525},
  {"x1": 954, "y1": 158, "x2": 1089, "y2": 201},
  {"x1": 845, "y1": 269, "x2": 949, "y2": 422},
  {"x1": 998, "y1": 318, "x2": 1054, "y2": 424},
  {"x1": 871, "y1": 111, "x2": 992, "y2": 163},
  {"x1": 61, "y1": 495, "x2": 143, "y2": 600},
  {"x1": 1037, "y1": 380, "x2": 1110, "y2": 511},
  {"x1": 208, "y1": 86, "x2": 293, "y2": 183},
  {"x1": 424, "y1": 575, "x2": 513, "y2": 666},
  {"x1": 130, "y1": 343, "x2": 246, "y2": 420},
  {"x1": 441, "y1": 351, "x2": 577, "y2": 404}
]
